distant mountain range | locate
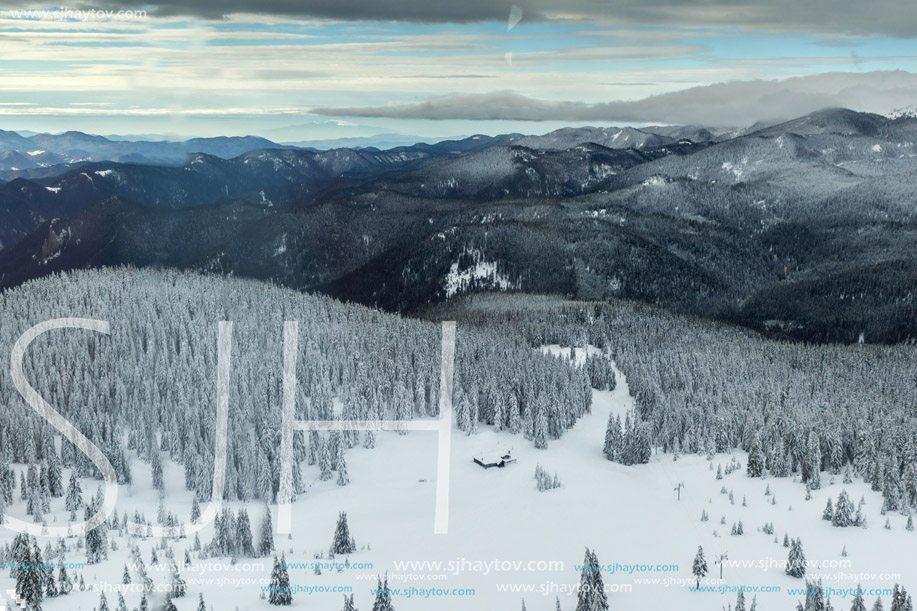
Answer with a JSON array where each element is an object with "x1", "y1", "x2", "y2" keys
[
  {"x1": 1, "y1": 108, "x2": 915, "y2": 344},
  {"x1": 0, "y1": 123, "x2": 719, "y2": 179},
  {"x1": 0, "y1": 130, "x2": 297, "y2": 177}
]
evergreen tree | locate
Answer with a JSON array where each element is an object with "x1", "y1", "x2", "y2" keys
[
  {"x1": 806, "y1": 433, "x2": 822, "y2": 490},
  {"x1": 337, "y1": 459, "x2": 351, "y2": 486},
  {"x1": 833, "y1": 491, "x2": 855, "y2": 527},
  {"x1": 46, "y1": 453, "x2": 63, "y2": 498},
  {"x1": 747, "y1": 435, "x2": 765, "y2": 477},
  {"x1": 170, "y1": 563, "x2": 186, "y2": 598},
  {"x1": 575, "y1": 548, "x2": 609, "y2": 611},
  {"x1": 259, "y1": 506, "x2": 275, "y2": 557},
  {"x1": 57, "y1": 565, "x2": 71, "y2": 595},
  {"x1": 320, "y1": 437, "x2": 334, "y2": 481},
  {"x1": 235, "y1": 509, "x2": 255, "y2": 557},
  {"x1": 151, "y1": 451, "x2": 164, "y2": 491},
  {"x1": 16, "y1": 543, "x2": 43, "y2": 611},
  {"x1": 786, "y1": 538, "x2": 807, "y2": 578},
  {"x1": 603, "y1": 414, "x2": 621, "y2": 461},
  {"x1": 269, "y1": 555, "x2": 293, "y2": 606},
  {"x1": 892, "y1": 586, "x2": 911, "y2": 611},
  {"x1": 40, "y1": 550, "x2": 56, "y2": 598},
  {"x1": 332, "y1": 512, "x2": 356, "y2": 555},
  {"x1": 84, "y1": 505, "x2": 107, "y2": 564},
  {"x1": 692, "y1": 546, "x2": 708, "y2": 587},
  {"x1": 372, "y1": 575, "x2": 394, "y2": 611},
  {"x1": 533, "y1": 403, "x2": 549, "y2": 450}
]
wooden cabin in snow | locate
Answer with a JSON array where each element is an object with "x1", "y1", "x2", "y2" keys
[{"x1": 473, "y1": 451, "x2": 517, "y2": 469}]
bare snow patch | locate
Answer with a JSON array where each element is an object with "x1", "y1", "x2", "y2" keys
[{"x1": 444, "y1": 249, "x2": 515, "y2": 298}]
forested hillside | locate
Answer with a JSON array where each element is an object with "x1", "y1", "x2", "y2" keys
[
  {"x1": 428, "y1": 293, "x2": 917, "y2": 512},
  {"x1": 0, "y1": 269, "x2": 593, "y2": 504}
]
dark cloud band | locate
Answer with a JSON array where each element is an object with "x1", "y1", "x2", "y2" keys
[{"x1": 8, "y1": 0, "x2": 917, "y2": 37}]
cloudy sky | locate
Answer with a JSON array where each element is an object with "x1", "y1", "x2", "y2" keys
[{"x1": 2, "y1": 0, "x2": 917, "y2": 140}]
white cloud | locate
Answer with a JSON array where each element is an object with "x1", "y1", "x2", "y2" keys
[{"x1": 309, "y1": 71, "x2": 917, "y2": 126}]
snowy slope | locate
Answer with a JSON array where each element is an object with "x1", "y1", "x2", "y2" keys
[{"x1": 0, "y1": 347, "x2": 910, "y2": 611}]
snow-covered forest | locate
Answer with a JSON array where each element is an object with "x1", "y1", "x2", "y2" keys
[
  {"x1": 0, "y1": 269, "x2": 592, "y2": 504},
  {"x1": 0, "y1": 270, "x2": 915, "y2": 611},
  {"x1": 433, "y1": 294, "x2": 917, "y2": 513}
]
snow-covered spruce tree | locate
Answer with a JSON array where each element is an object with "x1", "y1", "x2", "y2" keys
[
  {"x1": 151, "y1": 450, "x2": 164, "y2": 492},
  {"x1": 735, "y1": 588, "x2": 746, "y2": 611},
  {"x1": 197, "y1": 593, "x2": 207, "y2": 611},
  {"x1": 170, "y1": 563, "x2": 186, "y2": 598},
  {"x1": 259, "y1": 505, "x2": 275, "y2": 557},
  {"x1": 16, "y1": 541, "x2": 43, "y2": 611},
  {"x1": 800, "y1": 580, "x2": 825, "y2": 611},
  {"x1": 269, "y1": 554, "x2": 293, "y2": 605},
  {"x1": 40, "y1": 547, "x2": 56, "y2": 598},
  {"x1": 603, "y1": 414, "x2": 622, "y2": 461},
  {"x1": 332, "y1": 512, "x2": 356, "y2": 555},
  {"x1": 46, "y1": 452, "x2": 63, "y2": 498},
  {"x1": 833, "y1": 491, "x2": 855, "y2": 527},
  {"x1": 57, "y1": 564, "x2": 71, "y2": 595},
  {"x1": 575, "y1": 548, "x2": 609, "y2": 611},
  {"x1": 851, "y1": 585, "x2": 868, "y2": 611},
  {"x1": 319, "y1": 435, "x2": 334, "y2": 481},
  {"x1": 235, "y1": 508, "x2": 255, "y2": 557},
  {"x1": 341, "y1": 593, "x2": 356, "y2": 611},
  {"x1": 337, "y1": 458, "x2": 351, "y2": 486},
  {"x1": 372, "y1": 574, "x2": 394, "y2": 611},
  {"x1": 692, "y1": 546, "x2": 708, "y2": 588},
  {"x1": 786, "y1": 538, "x2": 806, "y2": 579},
  {"x1": 84, "y1": 506, "x2": 107, "y2": 564},
  {"x1": 533, "y1": 403, "x2": 549, "y2": 450},
  {"x1": 746, "y1": 435, "x2": 765, "y2": 477}
]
